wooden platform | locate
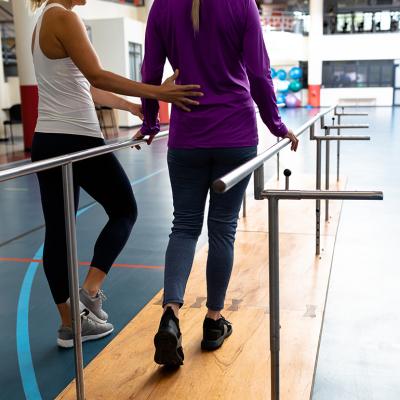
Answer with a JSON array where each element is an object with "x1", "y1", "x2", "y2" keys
[{"x1": 57, "y1": 174, "x2": 346, "y2": 400}]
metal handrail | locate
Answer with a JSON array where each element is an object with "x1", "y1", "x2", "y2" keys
[
  {"x1": 212, "y1": 105, "x2": 336, "y2": 194},
  {"x1": 0, "y1": 131, "x2": 169, "y2": 183}
]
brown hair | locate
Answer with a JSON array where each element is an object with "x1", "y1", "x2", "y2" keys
[
  {"x1": 30, "y1": 0, "x2": 47, "y2": 10},
  {"x1": 191, "y1": 0, "x2": 201, "y2": 32}
]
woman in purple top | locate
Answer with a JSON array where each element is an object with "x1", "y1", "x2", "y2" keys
[{"x1": 137, "y1": 0, "x2": 298, "y2": 366}]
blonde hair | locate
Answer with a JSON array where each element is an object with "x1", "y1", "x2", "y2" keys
[
  {"x1": 30, "y1": 0, "x2": 47, "y2": 10},
  {"x1": 191, "y1": 0, "x2": 201, "y2": 32}
]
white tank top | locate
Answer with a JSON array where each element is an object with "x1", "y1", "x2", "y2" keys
[{"x1": 33, "y1": 3, "x2": 103, "y2": 138}]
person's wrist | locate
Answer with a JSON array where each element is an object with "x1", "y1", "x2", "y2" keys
[
  {"x1": 149, "y1": 85, "x2": 161, "y2": 101},
  {"x1": 121, "y1": 98, "x2": 131, "y2": 112}
]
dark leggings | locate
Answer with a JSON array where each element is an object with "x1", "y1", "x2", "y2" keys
[{"x1": 31, "y1": 133, "x2": 137, "y2": 304}]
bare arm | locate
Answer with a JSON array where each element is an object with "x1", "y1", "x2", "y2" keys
[
  {"x1": 90, "y1": 87, "x2": 143, "y2": 120},
  {"x1": 53, "y1": 10, "x2": 202, "y2": 107}
]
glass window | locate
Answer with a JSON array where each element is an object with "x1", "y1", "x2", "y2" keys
[
  {"x1": 381, "y1": 64, "x2": 394, "y2": 86},
  {"x1": 322, "y1": 60, "x2": 394, "y2": 88},
  {"x1": 129, "y1": 42, "x2": 142, "y2": 82},
  {"x1": 369, "y1": 64, "x2": 381, "y2": 85},
  {"x1": 357, "y1": 64, "x2": 368, "y2": 87}
]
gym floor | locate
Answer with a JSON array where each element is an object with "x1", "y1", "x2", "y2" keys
[{"x1": 0, "y1": 107, "x2": 398, "y2": 400}]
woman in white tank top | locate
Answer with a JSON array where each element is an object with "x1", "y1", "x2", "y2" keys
[{"x1": 29, "y1": 0, "x2": 203, "y2": 348}]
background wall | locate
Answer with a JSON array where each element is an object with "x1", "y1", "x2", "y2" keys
[
  {"x1": 321, "y1": 87, "x2": 394, "y2": 106},
  {"x1": 77, "y1": 0, "x2": 146, "y2": 22}
]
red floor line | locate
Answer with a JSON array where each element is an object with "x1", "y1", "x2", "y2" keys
[{"x1": 0, "y1": 257, "x2": 163, "y2": 270}]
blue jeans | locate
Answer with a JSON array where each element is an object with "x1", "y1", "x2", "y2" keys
[{"x1": 164, "y1": 146, "x2": 257, "y2": 311}]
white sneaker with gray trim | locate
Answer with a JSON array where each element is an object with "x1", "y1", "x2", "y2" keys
[{"x1": 57, "y1": 317, "x2": 114, "y2": 348}]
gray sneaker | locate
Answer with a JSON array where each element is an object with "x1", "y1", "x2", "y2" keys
[
  {"x1": 78, "y1": 288, "x2": 109, "y2": 324},
  {"x1": 57, "y1": 317, "x2": 114, "y2": 348}
]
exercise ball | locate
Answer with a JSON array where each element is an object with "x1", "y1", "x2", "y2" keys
[
  {"x1": 285, "y1": 93, "x2": 301, "y2": 108},
  {"x1": 276, "y1": 93, "x2": 287, "y2": 105},
  {"x1": 289, "y1": 80, "x2": 302, "y2": 92},
  {"x1": 271, "y1": 68, "x2": 277, "y2": 79},
  {"x1": 289, "y1": 67, "x2": 303, "y2": 80},
  {"x1": 276, "y1": 79, "x2": 290, "y2": 93},
  {"x1": 276, "y1": 69, "x2": 287, "y2": 81}
]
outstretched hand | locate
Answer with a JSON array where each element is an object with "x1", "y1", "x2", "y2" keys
[{"x1": 159, "y1": 69, "x2": 203, "y2": 112}]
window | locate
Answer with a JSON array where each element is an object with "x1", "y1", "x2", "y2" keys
[
  {"x1": 129, "y1": 42, "x2": 142, "y2": 82},
  {"x1": 322, "y1": 60, "x2": 394, "y2": 88}
]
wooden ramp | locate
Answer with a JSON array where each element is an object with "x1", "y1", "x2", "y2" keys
[{"x1": 58, "y1": 175, "x2": 346, "y2": 400}]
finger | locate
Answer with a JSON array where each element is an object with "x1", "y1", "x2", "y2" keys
[
  {"x1": 175, "y1": 101, "x2": 191, "y2": 112},
  {"x1": 147, "y1": 135, "x2": 155, "y2": 145},
  {"x1": 181, "y1": 86, "x2": 202, "y2": 91},
  {"x1": 182, "y1": 98, "x2": 200, "y2": 105}
]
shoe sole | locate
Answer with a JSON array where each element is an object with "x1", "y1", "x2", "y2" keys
[
  {"x1": 154, "y1": 330, "x2": 184, "y2": 367},
  {"x1": 201, "y1": 328, "x2": 233, "y2": 351},
  {"x1": 57, "y1": 327, "x2": 114, "y2": 348},
  {"x1": 79, "y1": 301, "x2": 108, "y2": 325}
]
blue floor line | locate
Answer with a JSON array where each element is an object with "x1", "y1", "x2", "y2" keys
[{"x1": 16, "y1": 167, "x2": 166, "y2": 400}]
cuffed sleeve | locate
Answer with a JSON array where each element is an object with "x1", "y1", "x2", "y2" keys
[{"x1": 242, "y1": 0, "x2": 288, "y2": 138}]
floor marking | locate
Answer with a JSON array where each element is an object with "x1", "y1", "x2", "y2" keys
[
  {"x1": 190, "y1": 297, "x2": 207, "y2": 309},
  {"x1": 227, "y1": 298, "x2": 243, "y2": 312},
  {"x1": 4, "y1": 187, "x2": 29, "y2": 192},
  {"x1": 16, "y1": 167, "x2": 167, "y2": 400},
  {"x1": 304, "y1": 304, "x2": 317, "y2": 318},
  {"x1": 0, "y1": 258, "x2": 164, "y2": 270},
  {"x1": 16, "y1": 245, "x2": 43, "y2": 400}
]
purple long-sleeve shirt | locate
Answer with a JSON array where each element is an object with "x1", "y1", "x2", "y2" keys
[{"x1": 141, "y1": 0, "x2": 288, "y2": 149}]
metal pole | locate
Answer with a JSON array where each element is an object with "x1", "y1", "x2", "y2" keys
[
  {"x1": 277, "y1": 137, "x2": 280, "y2": 181},
  {"x1": 254, "y1": 164, "x2": 265, "y2": 200},
  {"x1": 268, "y1": 197, "x2": 280, "y2": 400},
  {"x1": 337, "y1": 114, "x2": 341, "y2": 181},
  {"x1": 316, "y1": 139, "x2": 322, "y2": 255},
  {"x1": 310, "y1": 123, "x2": 315, "y2": 140},
  {"x1": 325, "y1": 125, "x2": 331, "y2": 222},
  {"x1": 62, "y1": 163, "x2": 85, "y2": 400},
  {"x1": 242, "y1": 193, "x2": 247, "y2": 218}
]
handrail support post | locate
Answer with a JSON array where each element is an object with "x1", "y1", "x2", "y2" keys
[
  {"x1": 325, "y1": 127, "x2": 331, "y2": 221},
  {"x1": 62, "y1": 163, "x2": 85, "y2": 400},
  {"x1": 316, "y1": 138, "x2": 322, "y2": 255},
  {"x1": 268, "y1": 196, "x2": 280, "y2": 400},
  {"x1": 254, "y1": 164, "x2": 265, "y2": 200}
]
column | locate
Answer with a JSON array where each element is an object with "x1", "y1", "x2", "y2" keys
[
  {"x1": 11, "y1": 0, "x2": 38, "y2": 151},
  {"x1": 308, "y1": 0, "x2": 323, "y2": 107}
]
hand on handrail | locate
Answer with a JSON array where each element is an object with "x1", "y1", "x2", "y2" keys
[
  {"x1": 132, "y1": 129, "x2": 156, "y2": 149},
  {"x1": 283, "y1": 129, "x2": 299, "y2": 152}
]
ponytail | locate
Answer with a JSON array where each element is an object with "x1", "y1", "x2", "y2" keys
[
  {"x1": 192, "y1": 0, "x2": 201, "y2": 32},
  {"x1": 30, "y1": 0, "x2": 47, "y2": 10}
]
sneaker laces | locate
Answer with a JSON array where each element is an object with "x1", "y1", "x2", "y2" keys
[{"x1": 97, "y1": 289, "x2": 107, "y2": 302}]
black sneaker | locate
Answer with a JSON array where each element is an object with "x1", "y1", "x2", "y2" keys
[
  {"x1": 154, "y1": 307, "x2": 184, "y2": 367},
  {"x1": 201, "y1": 316, "x2": 233, "y2": 351}
]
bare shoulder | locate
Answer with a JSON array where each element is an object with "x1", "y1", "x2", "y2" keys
[{"x1": 44, "y1": 7, "x2": 85, "y2": 33}]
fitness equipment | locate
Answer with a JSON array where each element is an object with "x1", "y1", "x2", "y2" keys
[
  {"x1": 276, "y1": 69, "x2": 287, "y2": 80},
  {"x1": 289, "y1": 66, "x2": 303, "y2": 80}
]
